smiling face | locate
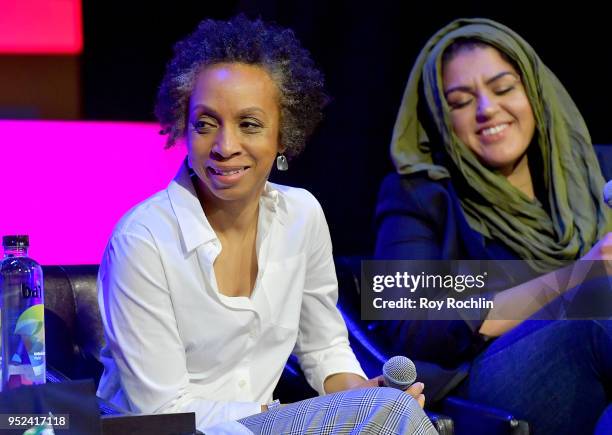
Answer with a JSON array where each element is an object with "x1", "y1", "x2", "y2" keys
[
  {"x1": 442, "y1": 45, "x2": 536, "y2": 175},
  {"x1": 186, "y1": 63, "x2": 282, "y2": 209}
]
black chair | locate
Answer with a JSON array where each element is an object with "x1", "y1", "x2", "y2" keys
[
  {"x1": 43, "y1": 265, "x2": 123, "y2": 416},
  {"x1": 44, "y1": 265, "x2": 104, "y2": 385}
]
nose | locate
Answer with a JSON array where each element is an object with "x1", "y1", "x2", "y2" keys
[
  {"x1": 476, "y1": 93, "x2": 499, "y2": 121},
  {"x1": 211, "y1": 127, "x2": 241, "y2": 159}
]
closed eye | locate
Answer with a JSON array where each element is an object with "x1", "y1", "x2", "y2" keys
[
  {"x1": 447, "y1": 96, "x2": 473, "y2": 110},
  {"x1": 494, "y1": 85, "x2": 515, "y2": 95},
  {"x1": 447, "y1": 84, "x2": 517, "y2": 110}
]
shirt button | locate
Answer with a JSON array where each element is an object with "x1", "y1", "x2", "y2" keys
[
  {"x1": 238, "y1": 380, "x2": 247, "y2": 389},
  {"x1": 249, "y1": 329, "x2": 257, "y2": 339}
]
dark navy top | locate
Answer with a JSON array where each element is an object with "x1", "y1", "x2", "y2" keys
[{"x1": 374, "y1": 172, "x2": 538, "y2": 368}]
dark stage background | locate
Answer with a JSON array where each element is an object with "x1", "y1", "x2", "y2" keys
[{"x1": 40, "y1": 1, "x2": 612, "y2": 255}]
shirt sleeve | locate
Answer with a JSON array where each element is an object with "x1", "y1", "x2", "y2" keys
[
  {"x1": 97, "y1": 231, "x2": 261, "y2": 430},
  {"x1": 292, "y1": 197, "x2": 367, "y2": 395}
]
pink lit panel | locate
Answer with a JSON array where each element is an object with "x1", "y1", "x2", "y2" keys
[
  {"x1": 0, "y1": 120, "x2": 186, "y2": 265},
  {"x1": 0, "y1": 0, "x2": 83, "y2": 54}
]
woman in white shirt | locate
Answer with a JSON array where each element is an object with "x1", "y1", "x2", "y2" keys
[{"x1": 96, "y1": 14, "x2": 436, "y2": 434}]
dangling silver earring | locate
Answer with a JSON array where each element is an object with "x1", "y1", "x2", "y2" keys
[{"x1": 276, "y1": 154, "x2": 289, "y2": 171}]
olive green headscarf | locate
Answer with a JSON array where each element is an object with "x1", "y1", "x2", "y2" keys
[{"x1": 391, "y1": 18, "x2": 611, "y2": 270}]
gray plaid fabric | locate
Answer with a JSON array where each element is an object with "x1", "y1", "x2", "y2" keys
[{"x1": 238, "y1": 387, "x2": 438, "y2": 434}]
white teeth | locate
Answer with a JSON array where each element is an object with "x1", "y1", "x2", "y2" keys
[
  {"x1": 481, "y1": 124, "x2": 508, "y2": 136},
  {"x1": 212, "y1": 168, "x2": 244, "y2": 176}
]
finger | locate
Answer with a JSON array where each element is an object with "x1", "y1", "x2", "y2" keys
[
  {"x1": 405, "y1": 382, "x2": 424, "y2": 397},
  {"x1": 375, "y1": 375, "x2": 385, "y2": 387},
  {"x1": 417, "y1": 393, "x2": 425, "y2": 409},
  {"x1": 362, "y1": 375, "x2": 383, "y2": 388}
]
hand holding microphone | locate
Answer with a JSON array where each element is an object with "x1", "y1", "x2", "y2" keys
[
  {"x1": 381, "y1": 355, "x2": 425, "y2": 408},
  {"x1": 603, "y1": 179, "x2": 612, "y2": 208},
  {"x1": 575, "y1": 180, "x2": 612, "y2": 285},
  {"x1": 582, "y1": 180, "x2": 612, "y2": 263}
]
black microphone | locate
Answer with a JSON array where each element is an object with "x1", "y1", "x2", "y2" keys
[
  {"x1": 382, "y1": 355, "x2": 417, "y2": 390},
  {"x1": 603, "y1": 180, "x2": 612, "y2": 208}
]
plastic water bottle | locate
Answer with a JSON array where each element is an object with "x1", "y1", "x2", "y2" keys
[{"x1": 0, "y1": 235, "x2": 46, "y2": 391}]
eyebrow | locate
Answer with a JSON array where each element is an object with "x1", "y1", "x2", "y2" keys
[
  {"x1": 190, "y1": 104, "x2": 266, "y2": 118},
  {"x1": 444, "y1": 71, "x2": 519, "y2": 97}
]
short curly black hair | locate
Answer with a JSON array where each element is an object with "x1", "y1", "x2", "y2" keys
[{"x1": 155, "y1": 14, "x2": 329, "y2": 159}]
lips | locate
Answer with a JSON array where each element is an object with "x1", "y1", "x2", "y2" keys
[
  {"x1": 474, "y1": 122, "x2": 513, "y2": 146},
  {"x1": 477, "y1": 122, "x2": 510, "y2": 136},
  {"x1": 205, "y1": 164, "x2": 251, "y2": 185}
]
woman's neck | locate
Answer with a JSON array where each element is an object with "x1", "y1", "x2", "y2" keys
[
  {"x1": 193, "y1": 178, "x2": 261, "y2": 236},
  {"x1": 503, "y1": 154, "x2": 535, "y2": 200},
  {"x1": 205, "y1": 200, "x2": 260, "y2": 237}
]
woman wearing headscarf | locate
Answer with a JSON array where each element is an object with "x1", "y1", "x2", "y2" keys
[{"x1": 375, "y1": 18, "x2": 612, "y2": 434}]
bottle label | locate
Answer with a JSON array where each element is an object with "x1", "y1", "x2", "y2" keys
[{"x1": 5, "y1": 304, "x2": 46, "y2": 388}]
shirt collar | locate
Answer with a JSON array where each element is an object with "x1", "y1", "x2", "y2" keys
[{"x1": 167, "y1": 158, "x2": 288, "y2": 254}]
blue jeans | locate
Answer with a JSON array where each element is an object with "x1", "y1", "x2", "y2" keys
[{"x1": 457, "y1": 320, "x2": 612, "y2": 435}]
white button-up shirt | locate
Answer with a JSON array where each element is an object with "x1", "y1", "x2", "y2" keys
[{"x1": 96, "y1": 161, "x2": 366, "y2": 430}]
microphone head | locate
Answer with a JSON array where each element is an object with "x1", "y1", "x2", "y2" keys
[
  {"x1": 603, "y1": 180, "x2": 612, "y2": 208},
  {"x1": 382, "y1": 355, "x2": 417, "y2": 390}
]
